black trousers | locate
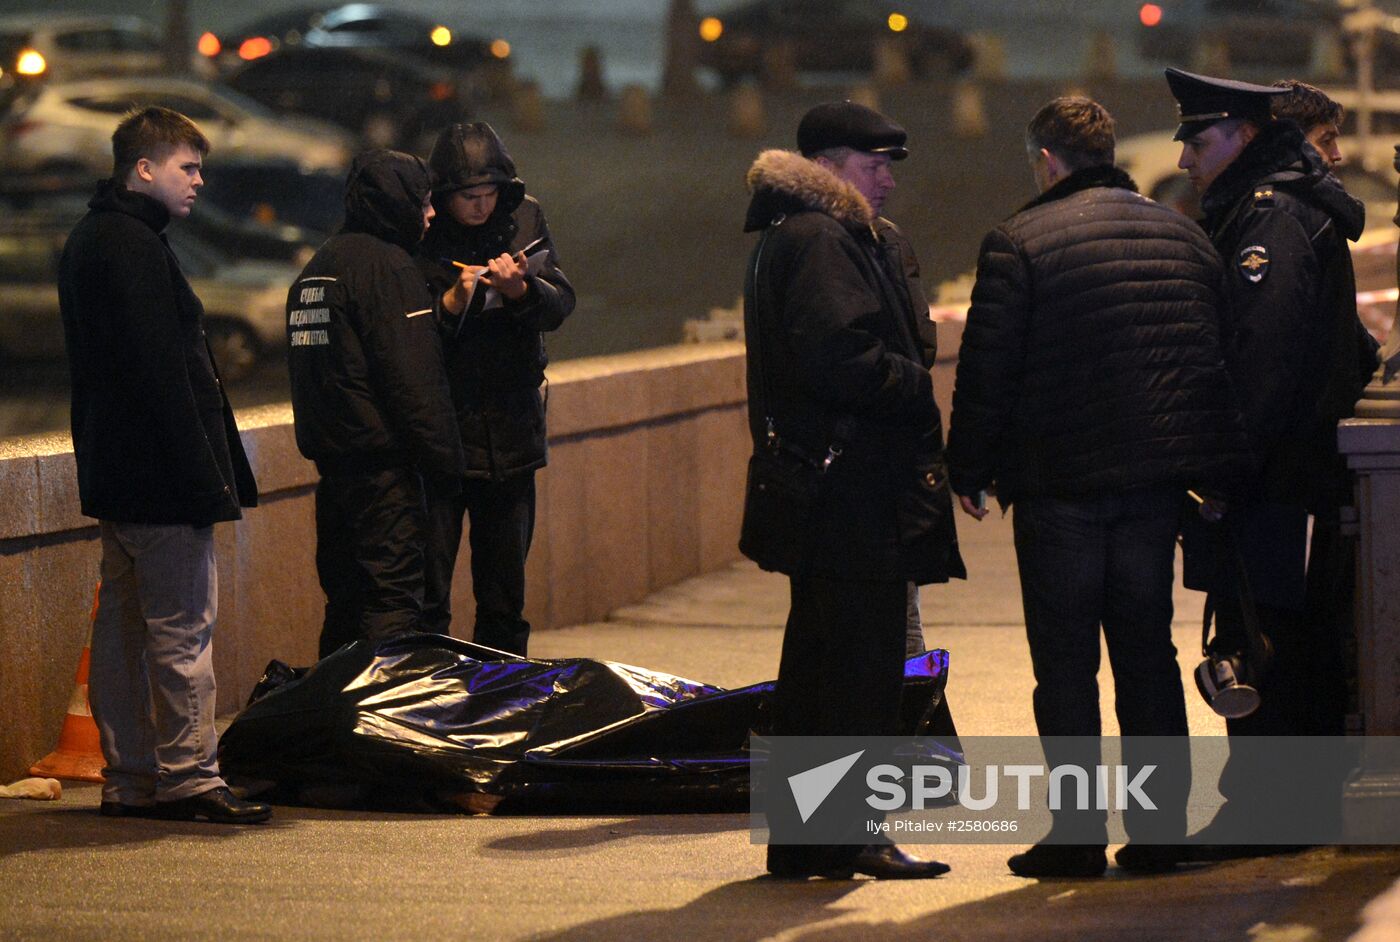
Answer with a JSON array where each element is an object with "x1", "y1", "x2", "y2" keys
[
  {"x1": 1206, "y1": 508, "x2": 1352, "y2": 837},
  {"x1": 422, "y1": 474, "x2": 535, "y2": 656},
  {"x1": 1012, "y1": 488, "x2": 1190, "y2": 843},
  {"x1": 766, "y1": 575, "x2": 907, "y2": 877},
  {"x1": 315, "y1": 467, "x2": 429, "y2": 660}
]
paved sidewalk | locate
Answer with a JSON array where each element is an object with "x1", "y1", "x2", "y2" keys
[{"x1": 2, "y1": 511, "x2": 1397, "y2": 941}]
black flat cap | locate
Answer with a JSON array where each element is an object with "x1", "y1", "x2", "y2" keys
[
  {"x1": 1165, "y1": 68, "x2": 1286, "y2": 140},
  {"x1": 797, "y1": 101, "x2": 908, "y2": 160}
]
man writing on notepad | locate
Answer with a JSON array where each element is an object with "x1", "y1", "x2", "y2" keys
[{"x1": 416, "y1": 122, "x2": 575, "y2": 657}]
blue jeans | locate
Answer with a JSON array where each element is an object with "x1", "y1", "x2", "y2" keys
[
  {"x1": 1012, "y1": 487, "x2": 1189, "y2": 841},
  {"x1": 90, "y1": 522, "x2": 225, "y2": 804}
]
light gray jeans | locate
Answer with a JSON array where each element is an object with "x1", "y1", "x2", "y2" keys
[{"x1": 89, "y1": 521, "x2": 226, "y2": 804}]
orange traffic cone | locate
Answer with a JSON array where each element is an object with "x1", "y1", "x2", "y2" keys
[{"x1": 29, "y1": 584, "x2": 105, "y2": 783}]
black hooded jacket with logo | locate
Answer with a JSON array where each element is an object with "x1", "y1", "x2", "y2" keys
[
  {"x1": 417, "y1": 123, "x2": 575, "y2": 481},
  {"x1": 1200, "y1": 121, "x2": 1376, "y2": 509},
  {"x1": 287, "y1": 150, "x2": 465, "y2": 479}
]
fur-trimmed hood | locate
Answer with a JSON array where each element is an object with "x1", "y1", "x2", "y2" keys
[{"x1": 743, "y1": 149, "x2": 874, "y2": 233}]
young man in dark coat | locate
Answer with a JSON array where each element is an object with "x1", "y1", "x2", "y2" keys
[
  {"x1": 1272, "y1": 80, "x2": 1344, "y2": 168},
  {"x1": 58, "y1": 106, "x2": 269, "y2": 824},
  {"x1": 742, "y1": 101, "x2": 963, "y2": 880},
  {"x1": 1167, "y1": 68, "x2": 1376, "y2": 855},
  {"x1": 416, "y1": 122, "x2": 575, "y2": 656},
  {"x1": 946, "y1": 96, "x2": 1250, "y2": 876},
  {"x1": 287, "y1": 149, "x2": 468, "y2": 659}
]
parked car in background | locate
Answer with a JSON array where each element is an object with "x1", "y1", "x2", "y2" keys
[
  {"x1": 0, "y1": 14, "x2": 213, "y2": 83},
  {"x1": 205, "y1": 4, "x2": 512, "y2": 100},
  {"x1": 0, "y1": 195, "x2": 295, "y2": 381},
  {"x1": 0, "y1": 158, "x2": 340, "y2": 266},
  {"x1": 0, "y1": 75, "x2": 353, "y2": 177},
  {"x1": 223, "y1": 46, "x2": 470, "y2": 150},
  {"x1": 696, "y1": 0, "x2": 973, "y2": 86},
  {"x1": 196, "y1": 158, "x2": 345, "y2": 251}
]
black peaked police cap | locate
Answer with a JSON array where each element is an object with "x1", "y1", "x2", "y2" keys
[
  {"x1": 1166, "y1": 67, "x2": 1287, "y2": 141},
  {"x1": 798, "y1": 101, "x2": 909, "y2": 160}
]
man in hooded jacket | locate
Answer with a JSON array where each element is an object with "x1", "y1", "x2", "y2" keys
[
  {"x1": 416, "y1": 122, "x2": 575, "y2": 657},
  {"x1": 742, "y1": 101, "x2": 963, "y2": 880},
  {"x1": 1167, "y1": 69, "x2": 1376, "y2": 853},
  {"x1": 287, "y1": 149, "x2": 467, "y2": 659}
]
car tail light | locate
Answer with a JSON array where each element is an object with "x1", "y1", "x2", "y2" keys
[
  {"x1": 430, "y1": 81, "x2": 453, "y2": 102},
  {"x1": 490, "y1": 39, "x2": 510, "y2": 59},
  {"x1": 239, "y1": 36, "x2": 273, "y2": 60},
  {"x1": 198, "y1": 32, "x2": 222, "y2": 57},
  {"x1": 1140, "y1": 4, "x2": 1164, "y2": 27}
]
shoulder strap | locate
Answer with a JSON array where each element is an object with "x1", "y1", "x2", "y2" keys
[
  {"x1": 1202, "y1": 523, "x2": 1270, "y2": 675},
  {"x1": 745, "y1": 219, "x2": 782, "y2": 439},
  {"x1": 746, "y1": 216, "x2": 852, "y2": 470}
]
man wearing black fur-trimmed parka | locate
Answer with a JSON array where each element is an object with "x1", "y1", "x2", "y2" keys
[
  {"x1": 946, "y1": 97, "x2": 1249, "y2": 877},
  {"x1": 741, "y1": 101, "x2": 963, "y2": 881}
]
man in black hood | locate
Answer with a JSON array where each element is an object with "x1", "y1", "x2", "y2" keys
[
  {"x1": 1167, "y1": 68, "x2": 1376, "y2": 856},
  {"x1": 416, "y1": 122, "x2": 575, "y2": 656},
  {"x1": 287, "y1": 149, "x2": 468, "y2": 659}
]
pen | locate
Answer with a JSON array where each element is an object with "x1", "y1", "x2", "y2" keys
[{"x1": 449, "y1": 252, "x2": 527, "y2": 270}]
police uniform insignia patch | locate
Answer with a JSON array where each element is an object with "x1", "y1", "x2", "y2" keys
[{"x1": 1238, "y1": 244, "x2": 1270, "y2": 283}]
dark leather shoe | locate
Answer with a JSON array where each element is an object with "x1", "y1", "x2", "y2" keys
[
  {"x1": 1007, "y1": 843, "x2": 1107, "y2": 878},
  {"x1": 849, "y1": 843, "x2": 950, "y2": 879},
  {"x1": 153, "y1": 786, "x2": 271, "y2": 824},
  {"x1": 1115, "y1": 843, "x2": 1185, "y2": 873},
  {"x1": 99, "y1": 801, "x2": 158, "y2": 818}
]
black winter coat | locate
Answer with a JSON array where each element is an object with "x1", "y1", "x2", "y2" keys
[
  {"x1": 740, "y1": 149, "x2": 964, "y2": 585},
  {"x1": 287, "y1": 151, "x2": 465, "y2": 479},
  {"x1": 946, "y1": 165, "x2": 1250, "y2": 505},
  {"x1": 59, "y1": 181, "x2": 257, "y2": 525},
  {"x1": 879, "y1": 218, "x2": 939, "y2": 369},
  {"x1": 1199, "y1": 122, "x2": 1376, "y2": 511},
  {"x1": 418, "y1": 197, "x2": 574, "y2": 480}
]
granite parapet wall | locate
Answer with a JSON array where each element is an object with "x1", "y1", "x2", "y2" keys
[{"x1": 0, "y1": 343, "x2": 749, "y2": 781}]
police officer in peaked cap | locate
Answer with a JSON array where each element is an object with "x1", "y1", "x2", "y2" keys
[{"x1": 1165, "y1": 67, "x2": 1377, "y2": 858}]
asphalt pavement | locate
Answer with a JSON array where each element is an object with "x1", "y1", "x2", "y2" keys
[{"x1": 2, "y1": 510, "x2": 1398, "y2": 941}]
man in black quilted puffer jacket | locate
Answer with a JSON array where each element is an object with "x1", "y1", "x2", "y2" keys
[{"x1": 946, "y1": 97, "x2": 1250, "y2": 878}]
